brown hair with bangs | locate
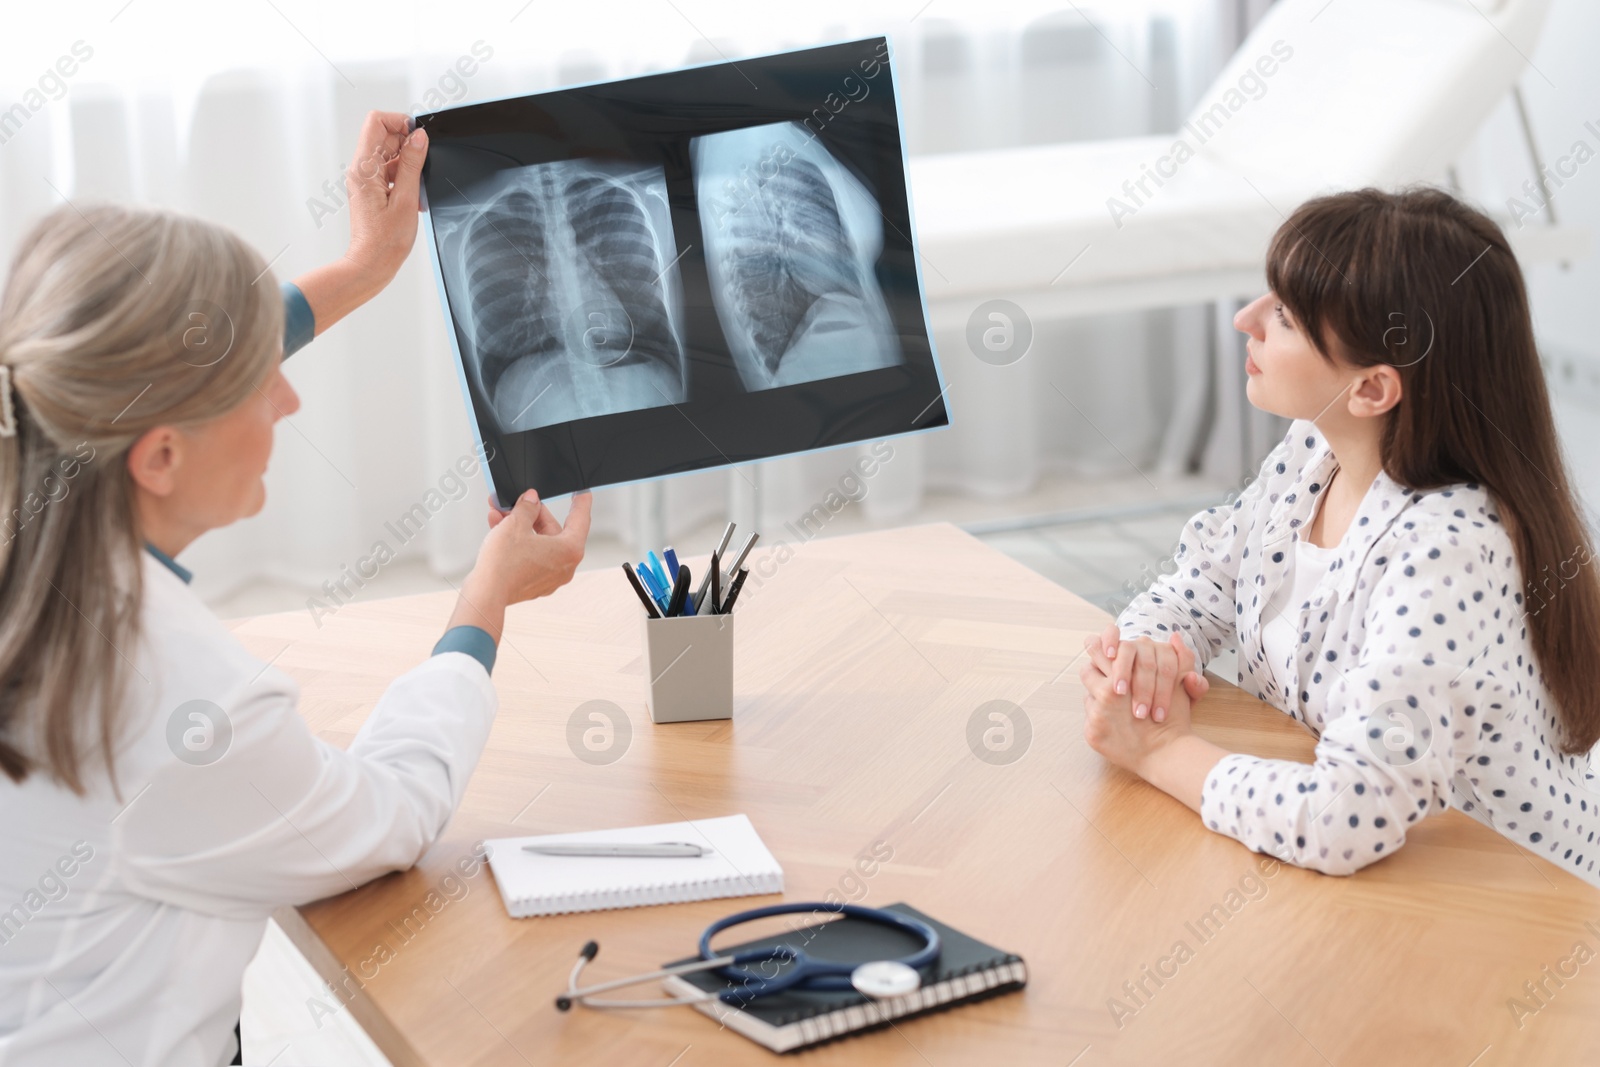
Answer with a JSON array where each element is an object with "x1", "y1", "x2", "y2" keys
[{"x1": 1265, "y1": 185, "x2": 1600, "y2": 754}]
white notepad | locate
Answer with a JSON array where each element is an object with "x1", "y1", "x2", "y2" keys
[{"x1": 484, "y1": 814, "x2": 783, "y2": 918}]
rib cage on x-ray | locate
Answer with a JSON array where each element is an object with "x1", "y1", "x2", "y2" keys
[
  {"x1": 453, "y1": 161, "x2": 686, "y2": 431},
  {"x1": 723, "y1": 156, "x2": 858, "y2": 374},
  {"x1": 565, "y1": 176, "x2": 680, "y2": 373},
  {"x1": 695, "y1": 122, "x2": 901, "y2": 392},
  {"x1": 464, "y1": 188, "x2": 556, "y2": 394}
]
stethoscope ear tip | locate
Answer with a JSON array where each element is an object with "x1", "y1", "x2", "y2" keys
[{"x1": 555, "y1": 996, "x2": 574, "y2": 1012}]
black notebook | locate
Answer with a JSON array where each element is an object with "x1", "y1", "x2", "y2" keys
[{"x1": 660, "y1": 903, "x2": 1026, "y2": 1053}]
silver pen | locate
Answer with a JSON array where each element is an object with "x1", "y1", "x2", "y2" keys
[
  {"x1": 691, "y1": 523, "x2": 737, "y2": 612},
  {"x1": 523, "y1": 841, "x2": 712, "y2": 858},
  {"x1": 721, "y1": 532, "x2": 759, "y2": 589}
]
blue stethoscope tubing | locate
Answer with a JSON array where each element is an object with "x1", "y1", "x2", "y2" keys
[
  {"x1": 556, "y1": 902, "x2": 941, "y2": 1010},
  {"x1": 699, "y1": 903, "x2": 939, "y2": 999}
]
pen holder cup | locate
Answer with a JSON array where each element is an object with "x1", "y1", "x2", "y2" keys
[{"x1": 643, "y1": 612, "x2": 734, "y2": 724}]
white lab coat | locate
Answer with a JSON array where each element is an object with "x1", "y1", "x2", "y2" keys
[
  {"x1": 0, "y1": 553, "x2": 497, "y2": 1066},
  {"x1": 1118, "y1": 419, "x2": 1600, "y2": 882}
]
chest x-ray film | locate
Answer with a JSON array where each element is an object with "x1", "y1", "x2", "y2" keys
[{"x1": 418, "y1": 38, "x2": 947, "y2": 503}]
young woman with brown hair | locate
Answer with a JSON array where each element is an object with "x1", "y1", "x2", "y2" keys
[
  {"x1": 1080, "y1": 186, "x2": 1600, "y2": 883},
  {"x1": 0, "y1": 112, "x2": 591, "y2": 1065}
]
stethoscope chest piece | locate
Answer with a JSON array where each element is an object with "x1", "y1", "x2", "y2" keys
[{"x1": 850, "y1": 959, "x2": 922, "y2": 998}]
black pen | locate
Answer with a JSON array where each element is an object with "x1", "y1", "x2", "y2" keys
[
  {"x1": 665, "y1": 564, "x2": 691, "y2": 617},
  {"x1": 622, "y1": 563, "x2": 661, "y2": 619},
  {"x1": 710, "y1": 549, "x2": 722, "y2": 615},
  {"x1": 693, "y1": 523, "x2": 736, "y2": 613},
  {"x1": 721, "y1": 568, "x2": 749, "y2": 613}
]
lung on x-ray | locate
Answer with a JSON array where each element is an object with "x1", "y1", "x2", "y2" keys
[
  {"x1": 693, "y1": 122, "x2": 901, "y2": 392},
  {"x1": 430, "y1": 160, "x2": 687, "y2": 431},
  {"x1": 417, "y1": 37, "x2": 948, "y2": 503}
]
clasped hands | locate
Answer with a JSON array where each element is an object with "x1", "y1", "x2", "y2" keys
[{"x1": 1079, "y1": 625, "x2": 1210, "y2": 776}]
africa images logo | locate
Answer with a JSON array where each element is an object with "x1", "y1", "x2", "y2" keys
[
  {"x1": 967, "y1": 700, "x2": 1032, "y2": 766},
  {"x1": 567, "y1": 700, "x2": 632, "y2": 766},
  {"x1": 165, "y1": 700, "x2": 232, "y2": 767}
]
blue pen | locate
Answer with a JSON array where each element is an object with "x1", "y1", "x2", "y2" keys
[
  {"x1": 646, "y1": 551, "x2": 670, "y2": 591},
  {"x1": 663, "y1": 546, "x2": 681, "y2": 580},
  {"x1": 648, "y1": 567, "x2": 673, "y2": 613},
  {"x1": 638, "y1": 562, "x2": 670, "y2": 612}
]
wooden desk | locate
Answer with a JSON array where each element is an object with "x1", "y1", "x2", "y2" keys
[{"x1": 230, "y1": 523, "x2": 1600, "y2": 1066}]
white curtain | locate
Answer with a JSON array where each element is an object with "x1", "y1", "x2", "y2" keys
[{"x1": 0, "y1": 0, "x2": 1251, "y2": 601}]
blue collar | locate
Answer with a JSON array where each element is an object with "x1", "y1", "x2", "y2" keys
[{"x1": 144, "y1": 542, "x2": 193, "y2": 584}]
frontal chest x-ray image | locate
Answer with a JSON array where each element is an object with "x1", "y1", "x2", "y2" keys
[
  {"x1": 430, "y1": 160, "x2": 687, "y2": 432},
  {"x1": 693, "y1": 122, "x2": 902, "y2": 392}
]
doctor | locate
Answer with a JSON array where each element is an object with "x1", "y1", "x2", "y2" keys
[{"x1": 0, "y1": 112, "x2": 591, "y2": 1066}]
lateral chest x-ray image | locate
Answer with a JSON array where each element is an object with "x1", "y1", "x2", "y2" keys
[
  {"x1": 431, "y1": 160, "x2": 687, "y2": 431},
  {"x1": 694, "y1": 122, "x2": 901, "y2": 392},
  {"x1": 417, "y1": 37, "x2": 948, "y2": 502}
]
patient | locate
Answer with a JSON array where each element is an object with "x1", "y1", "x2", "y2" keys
[{"x1": 1080, "y1": 187, "x2": 1600, "y2": 884}]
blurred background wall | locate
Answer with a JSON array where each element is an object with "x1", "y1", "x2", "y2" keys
[{"x1": 0, "y1": 0, "x2": 1594, "y2": 616}]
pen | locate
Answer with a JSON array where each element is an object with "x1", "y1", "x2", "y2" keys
[
  {"x1": 722, "y1": 533, "x2": 759, "y2": 588},
  {"x1": 638, "y1": 562, "x2": 670, "y2": 613},
  {"x1": 523, "y1": 842, "x2": 712, "y2": 858},
  {"x1": 692, "y1": 522, "x2": 737, "y2": 613},
  {"x1": 710, "y1": 549, "x2": 722, "y2": 615},
  {"x1": 663, "y1": 546, "x2": 680, "y2": 580},
  {"x1": 645, "y1": 551, "x2": 671, "y2": 591},
  {"x1": 721, "y1": 568, "x2": 749, "y2": 613},
  {"x1": 622, "y1": 563, "x2": 662, "y2": 619},
  {"x1": 665, "y1": 564, "x2": 691, "y2": 617}
]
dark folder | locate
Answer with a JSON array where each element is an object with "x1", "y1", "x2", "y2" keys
[{"x1": 660, "y1": 902, "x2": 1026, "y2": 1053}]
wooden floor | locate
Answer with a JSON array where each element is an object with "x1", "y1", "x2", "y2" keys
[{"x1": 236, "y1": 523, "x2": 1600, "y2": 1066}]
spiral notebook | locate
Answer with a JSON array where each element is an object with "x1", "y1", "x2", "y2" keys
[
  {"x1": 485, "y1": 814, "x2": 783, "y2": 918},
  {"x1": 660, "y1": 902, "x2": 1027, "y2": 1053}
]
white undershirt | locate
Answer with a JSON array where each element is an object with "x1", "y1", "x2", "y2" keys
[{"x1": 1260, "y1": 536, "x2": 1339, "y2": 692}]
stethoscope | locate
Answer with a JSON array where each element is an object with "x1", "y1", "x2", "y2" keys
[{"x1": 555, "y1": 903, "x2": 941, "y2": 1010}]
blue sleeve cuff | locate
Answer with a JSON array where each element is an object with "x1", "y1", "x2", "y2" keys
[
  {"x1": 432, "y1": 624, "x2": 497, "y2": 675},
  {"x1": 281, "y1": 281, "x2": 315, "y2": 359}
]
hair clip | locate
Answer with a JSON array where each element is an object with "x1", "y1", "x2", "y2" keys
[{"x1": 0, "y1": 365, "x2": 16, "y2": 438}]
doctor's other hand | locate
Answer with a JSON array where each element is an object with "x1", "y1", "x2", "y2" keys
[
  {"x1": 344, "y1": 110, "x2": 428, "y2": 287},
  {"x1": 452, "y1": 490, "x2": 592, "y2": 641},
  {"x1": 1080, "y1": 633, "x2": 1198, "y2": 776},
  {"x1": 1098, "y1": 624, "x2": 1209, "y2": 723}
]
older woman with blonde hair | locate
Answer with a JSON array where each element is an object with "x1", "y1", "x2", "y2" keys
[{"x1": 0, "y1": 112, "x2": 591, "y2": 1066}]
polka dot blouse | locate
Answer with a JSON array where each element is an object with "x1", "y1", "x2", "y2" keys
[{"x1": 1117, "y1": 419, "x2": 1600, "y2": 882}]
